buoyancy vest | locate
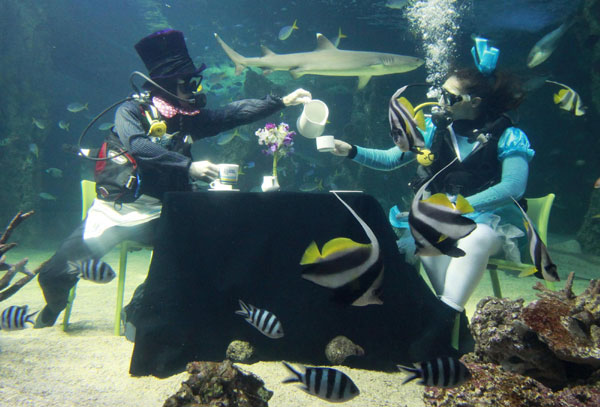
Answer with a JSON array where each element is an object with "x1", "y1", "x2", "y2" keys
[{"x1": 411, "y1": 115, "x2": 513, "y2": 197}]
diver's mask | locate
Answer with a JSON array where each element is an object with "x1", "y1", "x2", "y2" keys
[{"x1": 176, "y1": 76, "x2": 207, "y2": 108}]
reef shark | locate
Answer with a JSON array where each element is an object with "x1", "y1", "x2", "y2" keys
[{"x1": 214, "y1": 33, "x2": 424, "y2": 89}]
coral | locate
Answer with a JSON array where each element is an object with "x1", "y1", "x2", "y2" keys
[
  {"x1": 163, "y1": 360, "x2": 272, "y2": 407},
  {"x1": 324, "y1": 335, "x2": 365, "y2": 365},
  {"x1": 226, "y1": 340, "x2": 255, "y2": 363}
]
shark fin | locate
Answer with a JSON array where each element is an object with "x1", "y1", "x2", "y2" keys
[
  {"x1": 315, "y1": 33, "x2": 337, "y2": 51},
  {"x1": 321, "y1": 237, "x2": 369, "y2": 257},
  {"x1": 261, "y1": 45, "x2": 277, "y2": 56},
  {"x1": 289, "y1": 68, "x2": 304, "y2": 79},
  {"x1": 357, "y1": 75, "x2": 372, "y2": 89},
  {"x1": 454, "y1": 195, "x2": 474, "y2": 214},
  {"x1": 300, "y1": 241, "x2": 322, "y2": 265}
]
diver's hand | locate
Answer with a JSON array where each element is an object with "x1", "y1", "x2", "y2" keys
[
  {"x1": 331, "y1": 140, "x2": 352, "y2": 157},
  {"x1": 189, "y1": 160, "x2": 219, "y2": 181},
  {"x1": 282, "y1": 88, "x2": 312, "y2": 106}
]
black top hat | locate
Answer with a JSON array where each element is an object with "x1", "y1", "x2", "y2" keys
[{"x1": 135, "y1": 29, "x2": 206, "y2": 80}]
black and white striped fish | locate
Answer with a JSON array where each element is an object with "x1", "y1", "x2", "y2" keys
[
  {"x1": 409, "y1": 158, "x2": 477, "y2": 257},
  {"x1": 546, "y1": 80, "x2": 586, "y2": 116},
  {"x1": 397, "y1": 356, "x2": 471, "y2": 388},
  {"x1": 282, "y1": 362, "x2": 360, "y2": 402},
  {"x1": 67, "y1": 259, "x2": 116, "y2": 283},
  {"x1": 389, "y1": 85, "x2": 425, "y2": 153},
  {"x1": 1, "y1": 305, "x2": 38, "y2": 331},
  {"x1": 300, "y1": 192, "x2": 383, "y2": 307},
  {"x1": 511, "y1": 197, "x2": 560, "y2": 282},
  {"x1": 235, "y1": 300, "x2": 284, "y2": 339}
]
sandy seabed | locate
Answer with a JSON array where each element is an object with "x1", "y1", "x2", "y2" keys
[{"x1": 0, "y1": 239, "x2": 595, "y2": 407}]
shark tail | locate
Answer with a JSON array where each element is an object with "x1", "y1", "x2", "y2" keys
[{"x1": 214, "y1": 33, "x2": 247, "y2": 75}]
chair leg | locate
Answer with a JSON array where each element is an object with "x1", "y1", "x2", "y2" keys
[
  {"x1": 62, "y1": 285, "x2": 77, "y2": 331},
  {"x1": 488, "y1": 267, "x2": 503, "y2": 298},
  {"x1": 114, "y1": 243, "x2": 128, "y2": 336}
]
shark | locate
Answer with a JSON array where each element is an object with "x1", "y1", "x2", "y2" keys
[{"x1": 214, "y1": 33, "x2": 424, "y2": 89}]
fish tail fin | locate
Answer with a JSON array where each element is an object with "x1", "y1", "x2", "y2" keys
[
  {"x1": 84, "y1": 102, "x2": 89, "y2": 110},
  {"x1": 214, "y1": 33, "x2": 247, "y2": 75},
  {"x1": 397, "y1": 364, "x2": 420, "y2": 385},
  {"x1": 444, "y1": 246, "x2": 466, "y2": 258},
  {"x1": 292, "y1": 19, "x2": 299, "y2": 30},
  {"x1": 281, "y1": 361, "x2": 302, "y2": 383},
  {"x1": 338, "y1": 27, "x2": 347, "y2": 39},
  {"x1": 25, "y1": 310, "x2": 40, "y2": 325},
  {"x1": 455, "y1": 195, "x2": 475, "y2": 214},
  {"x1": 235, "y1": 299, "x2": 250, "y2": 317},
  {"x1": 66, "y1": 261, "x2": 81, "y2": 276},
  {"x1": 518, "y1": 266, "x2": 539, "y2": 278},
  {"x1": 300, "y1": 241, "x2": 321, "y2": 265}
]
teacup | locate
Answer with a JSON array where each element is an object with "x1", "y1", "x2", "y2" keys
[
  {"x1": 316, "y1": 135, "x2": 335, "y2": 152},
  {"x1": 261, "y1": 175, "x2": 280, "y2": 192},
  {"x1": 209, "y1": 179, "x2": 233, "y2": 190},
  {"x1": 219, "y1": 163, "x2": 239, "y2": 185}
]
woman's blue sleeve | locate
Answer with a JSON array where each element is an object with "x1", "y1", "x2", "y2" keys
[
  {"x1": 497, "y1": 127, "x2": 535, "y2": 162},
  {"x1": 351, "y1": 117, "x2": 435, "y2": 171}
]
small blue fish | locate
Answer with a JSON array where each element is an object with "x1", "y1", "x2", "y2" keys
[
  {"x1": 68, "y1": 259, "x2": 116, "y2": 283},
  {"x1": 244, "y1": 161, "x2": 255, "y2": 169},
  {"x1": 278, "y1": 19, "x2": 298, "y2": 41},
  {"x1": 29, "y1": 143, "x2": 39, "y2": 158},
  {"x1": 1, "y1": 305, "x2": 38, "y2": 330},
  {"x1": 67, "y1": 102, "x2": 89, "y2": 113},
  {"x1": 58, "y1": 120, "x2": 70, "y2": 131},
  {"x1": 235, "y1": 299, "x2": 284, "y2": 338},
  {"x1": 98, "y1": 122, "x2": 114, "y2": 131},
  {"x1": 39, "y1": 192, "x2": 57, "y2": 200}
]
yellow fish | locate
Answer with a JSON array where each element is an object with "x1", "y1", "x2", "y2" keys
[{"x1": 546, "y1": 80, "x2": 586, "y2": 116}]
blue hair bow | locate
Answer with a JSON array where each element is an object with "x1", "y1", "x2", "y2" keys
[{"x1": 471, "y1": 37, "x2": 499, "y2": 75}]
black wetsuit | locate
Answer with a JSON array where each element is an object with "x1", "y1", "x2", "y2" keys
[{"x1": 35, "y1": 95, "x2": 285, "y2": 327}]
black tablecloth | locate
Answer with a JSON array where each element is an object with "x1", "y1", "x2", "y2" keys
[{"x1": 129, "y1": 191, "x2": 466, "y2": 377}]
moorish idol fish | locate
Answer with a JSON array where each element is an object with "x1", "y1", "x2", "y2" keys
[
  {"x1": 397, "y1": 356, "x2": 471, "y2": 388},
  {"x1": 0, "y1": 305, "x2": 38, "y2": 331},
  {"x1": 300, "y1": 192, "x2": 382, "y2": 296},
  {"x1": 389, "y1": 85, "x2": 426, "y2": 153},
  {"x1": 235, "y1": 300, "x2": 284, "y2": 339},
  {"x1": 511, "y1": 197, "x2": 560, "y2": 282},
  {"x1": 67, "y1": 259, "x2": 116, "y2": 283},
  {"x1": 282, "y1": 362, "x2": 360, "y2": 402},
  {"x1": 545, "y1": 80, "x2": 586, "y2": 116},
  {"x1": 408, "y1": 158, "x2": 477, "y2": 257}
]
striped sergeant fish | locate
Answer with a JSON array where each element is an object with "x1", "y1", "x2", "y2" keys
[
  {"x1": 67, "y1": 259, "x2": 116, "y2": 283},
  {"x1": 409, "y1": 158, "x2": 477, "y2": 257},
  {"x1": 235, "y1": 300, "x2": 284, "y2": 338},
  {"x1": 511, "y1": 197, "x2": 560, "y2": 282},
  {"x1": 397, "y1": 356, "x2": 471, "y2": 388},
  {"x1": 1, "y1": 305, "x2": 38, "y2": 330},
  {"x1": 282, "y1": 362, "x2": 360, "y2": 402},
  {"x1": 388, "y1": 85, "x2": 425, "y2": 153},
  {"x1": 300, "y1": 192, "x2": 383, "y2": 306},
  {"x1": 546, "y1": 80, "x2": 586, "y2": 116}
]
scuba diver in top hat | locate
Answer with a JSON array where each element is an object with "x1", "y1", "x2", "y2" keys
[
  {"x1": 328, "y1": 38, "x2": 534, "y2": 315},
  {"x1": 35, "y1": 29, "x2": 311, "y2": 329}
]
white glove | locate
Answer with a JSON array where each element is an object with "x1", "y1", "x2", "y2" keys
[
  {"x1": 189, "y1": 160, "x2": 219, "y2": 181},
  {"x1": 331, "y1": 139, "x2": 352, "y2": 157},
  {"x1": 282, "y1": 88, "x2": 312, "y2": 106}
]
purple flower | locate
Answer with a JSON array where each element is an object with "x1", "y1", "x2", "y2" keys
[{"x1": 265, "y1": 123, "x2": 276, "y2": 130}]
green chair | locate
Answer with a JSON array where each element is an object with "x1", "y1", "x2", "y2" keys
[
  {"x1": 62, "y1": 180, "x2": 152, "y2": 335},
  {"x1": 486, "y1": 193, "x2": 555, "y2": 298}
]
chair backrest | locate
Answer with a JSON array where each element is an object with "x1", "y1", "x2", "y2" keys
[
  {"x1": 81, "y1": 180, "x2": 97, "y2": 220},
  {"x1": 525, "y1": 193, "x2": 555, "y2": 245}
]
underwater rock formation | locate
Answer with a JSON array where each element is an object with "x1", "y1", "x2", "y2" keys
[
  {"x1": 424, "y1": 274, "x2": 600, "y2": 406},
  {"x1": 470, "y1": 273, "x2": 600, "y2": 388},
  {"x1": 423, "y1": 357, "x2": 600, "y2": 407},
  {"x1": 163, "y1": 360, "x2": 272, "y2": 407},
  {"x1": 226, "y1": 340, "x2": 255, "y2": 363},
  {"x1": 324, "y1": 335, "x2": 365, "y2": 365}
]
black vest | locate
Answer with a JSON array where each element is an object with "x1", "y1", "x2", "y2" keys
[{"x1": 413, "y1": 115, "x2": 513, "y2": 196}]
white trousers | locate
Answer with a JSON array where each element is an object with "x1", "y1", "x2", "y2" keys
[{"x1": 421, "y1": 224, "x2": 502, "y2": 312}]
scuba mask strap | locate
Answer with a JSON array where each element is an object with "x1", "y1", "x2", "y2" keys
[{"x1": 471, "y1": 37, "x2": 499, "y2": 76}]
